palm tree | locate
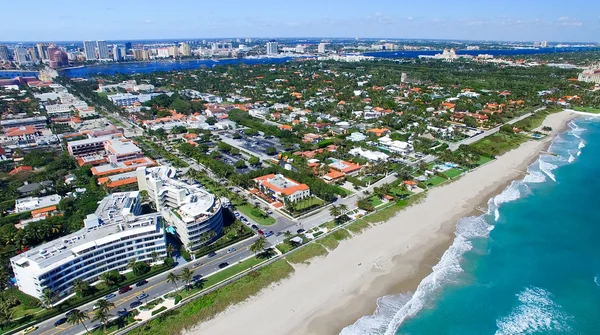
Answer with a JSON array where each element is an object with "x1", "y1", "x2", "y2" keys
[
  {"x1": 329, "y1": 204, "x2": 341, "y2": 218},
  {"x1": 338, "y1": 204, "x2": 349, "y2": 216},
  {"x1": 283, "y1": 231, "x2": 293, "y2": 239},
  {"x1": 67, "y1": 309, "x2": 90, "y2": 334},
  {"x1": 100, "y1": 272, "x2": 117, "y2": 287},
  {"x1": 250, "y1": 237, "x2": 266, "y2": 255},
  {"x1": 166, "y1": 244, "x2": 175, "y2": 258},
  {"x1": 127, "y1": 258, "x2": 137, "y2": 272},
  {"x1": 180, "y1": 268, "x2": 193, "y2": 290},
  {"x1": 94, "y1": 299, "x2": 115, "y2": 314},
  {"x1": 72, "y1": 278, "x2": 88, "y2": 297},
  {"x1": 166, "y1": 272, "x2": 180, "y2": 290},
  {"x1": 151, "y1": 251, "x2": 159, "y2": 264},
  {"x1": 40, "y1": 288, "x2": 55, "y2": 309},
  {"x1": 92, "y1": 308, "x2": 111, "y2": 334}
]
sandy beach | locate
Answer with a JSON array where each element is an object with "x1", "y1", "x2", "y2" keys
[{"x1": 187, "y1": 110, "x2": 575, "y2": 335}]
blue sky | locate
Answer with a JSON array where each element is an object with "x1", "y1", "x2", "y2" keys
[{"x1": 3, "y1": 0, "x2": 599, "y2": 42}]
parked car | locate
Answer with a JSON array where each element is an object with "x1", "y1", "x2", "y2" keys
[
  {"x1": 240, "y1": 216, "x2": 247, "y2": 221},
  {"x1": 22, "y1": 326, "x2": 38, "y2": 334},
  {"x1": 251, "y1": 225, "x2": 258, "y2": 230},
  {"x1": 227, "y1": 247, "x2": 236, "y2": 253},
  {"x1": 54, "y1": 318, "x2": 68, "y2": 326},
  {"x1": 207, "y1": 251, "x2": 217, "y2": 258},
  {"x1": 65, "y1": 309, "x2": 76, "y2": 317},
  {"x1": 135, "y1": 280, "x2": 148, "y2": 287},
  {"x1": 218, "y1": 262, "x2": 229, "y2": 269},
  {"x1": 129, "y1": 301, "x2": 142, "y2": 309},
  {"x1": 264, "y1": 231, "x2": 274, "y2": 238},
  {"x1": 276, "y1": 232, "x2": 283, "y2": 237},
  {"x1": 118, "y1": 286, "x2": 132, "y2": 294},
  {"x1": 117, "y1": 309, "x2": 129, "y2": 317},
  {"x1": 297, "y1": 229, "x2": 306, "y2": 234},
  {"x1": 136, "y1": 293, "x2": 149, "y2": 301},
  {"x1": 193, "y1": 262, "x2": 202, "y2": 267},
  {"x1": 257, "y1": 230, "x2": 264, "y2": 235},
  {"x1": 104, "y1": 293, "x2": 116, "y2": 300},
  {"x1": 234, "y1": 212, "x2": 240, "y2": 217}
]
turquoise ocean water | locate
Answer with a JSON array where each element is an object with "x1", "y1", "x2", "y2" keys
[{"x1": 341, "y1": 117, "x2": 600, "y2": 335}]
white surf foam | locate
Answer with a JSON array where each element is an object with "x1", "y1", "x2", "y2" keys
[
  {"x1": 539, "y1": 159, "x2": 558, "y2": 182},
  {"x1": 578, "y1": 140, "x2": 586, "y2": 150},
  {"x1": 595, "y1": 276, "x2": 600, "y2": 287},
  {"x1": 568, "y1": 153, "x2": 575, "y2": 163},
  {"x1": 495, "y1": 287, "x2": 572, "y2": 335}
]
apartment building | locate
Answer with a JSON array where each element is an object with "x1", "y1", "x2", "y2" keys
[
  {"x1": 11, "y1": 191, "x2": 166, "y2": 301},
  {"x1": 253, "y1": 174, "x2": 311, "y2": 203},
  {"x1": 137, "y1": 166, "x2": 224, "y2": 251}
]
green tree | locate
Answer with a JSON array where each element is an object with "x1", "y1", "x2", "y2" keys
[
  {"x1": 250, "y1": 237, "x2": 267, "y2": 255},
  {"x1": 235, "y1": 160, "x2": 247, "y2": 169},
  {"x1": 92, "y1": 307, "x2": 112, "y2": 334},
  {"x1": 166, "y1": 272, "x2": 180, "y2": 290},
  {"x1": 329, "y1": 204, "x2": 341, "y2": 218},
  {"x1": 265, "y1": 146, "x2": 277, "y2": 155},
  {"x1": 180, "y1": 268, "x2": 194, "y2": 290},
  {"x1": 151, "y1": 251, "x2": 159, "y2": 264},
  {"x1": 248, "y1": 156, "x2": 260, "y2": 166},
  {"x1": 338, "y1": 204, "x2": 348, "y2": 216},
  {"x1": 67, "y1": 309, "x2": 90, "y2": 334},
  {"x1": 166, "y1": 244, "x2": 175, "y2": 258},
  {"x1": 40, "y1": 288, "x2": 55, "y2": 309},
  {"x1": 73, "y1": 278, "x2": 91, "y2": 297}
]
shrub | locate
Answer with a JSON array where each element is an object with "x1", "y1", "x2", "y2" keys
[
  {"x1": 174, "y1": 295, "x2": 182, "y2": 305},
  {"x1": 151, "y1": 306, "x2": 168, "y2": 316}
]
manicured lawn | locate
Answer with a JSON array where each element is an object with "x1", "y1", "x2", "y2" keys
[
  {"x1": 369, "y1": 196, "x2": 384, "y2": 207},
  {"x1": 332, "y1": 185, "x2": 352, "y2": 196},
  {"x1": 574, "y1": 107, "x2": 600, "y2": 114},
  {"x1": 390, "y1": 187, "x2": 412, "y2": 198},
  {"x1": 129, "y1": 260, "x2": 294, "y2": 335},
  {"x1": 276, "y1": 241, "x2": 296, "y2": 254},
  {"x1": 91, "y1": 312, "x2": 139, "y2": 334},
  {"x1": 237, "y1": 205, "x2": 275, "y2": 226},
  {"x1": 471, "y1": 133, "x2": 527, "y2": 157},
  {"x1": 427, "y1": 175, "x2": 447, "y2": 186},
  {"x1": 475, "y1": 155, "x2": 494, "y2": 166},
  {"x1": 294, "y1": 197, "x2": 325, "y2": 211},
  {"x1": 285, "y1": 243, "x2": 328, "y2": 264},
  {"x1": 319, "y1": 220, "x2": 337, "y2": 231},
  {"x1": 443, "y1": 168, "x2": 462, "y2": 179}
]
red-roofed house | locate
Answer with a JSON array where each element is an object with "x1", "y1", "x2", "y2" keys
[
  {"x1": 253, "y1": 174, "x2": 311, "y2": 204},
  {"x1": 9, "y1": 166, "x2": 33, "y2": 176},
  {"x1": 1, "y1": 126, "x2": 41, "y2": 141},
  {"x1": 329, "y1": 160, "x2": 362, "y2": 175},
  {"x1": 366, "y1": 128, "x2": 391, "y2": 137}
]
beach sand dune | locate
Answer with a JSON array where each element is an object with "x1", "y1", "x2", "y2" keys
[{"x1": 187, "y1": 111, "x2": 575, "y2": 335}]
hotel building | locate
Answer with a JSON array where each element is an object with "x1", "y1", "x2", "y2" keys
[
  {"x1": 253, "y1": 174, "x2": 311, "y2": 203},
  {"x1": 137, "y1": 166, "x2": 224, "y2": 251},
  {"x1": 11, "y1": 191, "x2": 166, "y2": 301}
]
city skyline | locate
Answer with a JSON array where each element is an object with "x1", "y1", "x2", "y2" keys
[{"x1": 1, "y1": 0, "x2": 599, "y2": 42}]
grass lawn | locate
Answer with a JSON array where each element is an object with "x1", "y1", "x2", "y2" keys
[
  {"x1": 332, "y1": 185, "x2": 352, "y2": 196},
  {"x1": 369, "y1": 196, "x2": 384, "y2": 207},
  {"x1": 276, "y1": 241, "x2": 296, "y2": 254},
  {"x1": 346, "y1": 220, "x2": 371, "y2": 234},
  {"x1": 319, "y1": 220, "x2": 337, "y2": 231},
  {"x1": 390, "y1": 187, "x2": 412, "y2": 199},
  {"x1": 318, "y1": 229, "x2": 351, "y2": 250},
  {"x1": 427, "y1": 175, "x2": 447, "y2": 186},
  {"x1": 10, "y1": 303, "x2": 42, "y2": 319},
  {"x1": 237, "y1": 205, "x2": 275, "y2": 226},
  {"x1": 129, "y1": 260, "x2": 294, "y2": 335},
  {"x1": 475, "y1": 155, "x2": 494, "y2": 166},
  {"x1": 471, "y1": 133, "x2": 527, "y2": 157},
  {"x1": 294, "y1": 197, "x2": 325, "y2": 211},
  {"x1": 443, "y1": 168, "x2": 463, "y2": 179},
  {"x1": 574, "y1": 106, "x2": 600, "y2": 114},
  {"x1": 181, "y1": 256, "x2": 265, "y2": 299},
  {"x1": 91, "y1": 312, "x2": 139, "y2": 334},
  {"x1": 285, "y1": 243, "x2": 328, "y2": 264}
]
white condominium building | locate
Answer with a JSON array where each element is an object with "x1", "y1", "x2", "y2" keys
[
  {"x1": 11, "y1": 191, "x2": 166, "y2": 301},
  {"x1": 136, "y1": 166, "x2": 224, "y2": 251}
]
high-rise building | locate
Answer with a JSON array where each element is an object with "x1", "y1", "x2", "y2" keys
[
  {"x1": 124, "y1": 41, "x2": 132, "y2": 52},
  {"x1": 97, "y1": 40, "x2": 109, "y2": 59},
  {"x1": 11, "y1": 191, "x2": 166, "y2": 301},
  {"x1": 133, "y1": 49, "x2": 145, "y2": 60},
  {"x1": 318, "y1": 43, "x2": 327, "y2": 54},
  {"x1": 266, "y1": 40, "x2": 278, "y2": 55},
  {"x1": 0, "y1": 45, "x2": 10, "y2": 62},
  {"x1": 47, "y1": 45, "x2": 59, "y2": 61},
  {"x1": 49, "y1": 50, "x2": 68, "y2": 68},
  {"x1": 541, "y1": 41, "x2": 548, "y2": 48},
  {"x1": 27, "y1": 48, "x2": 39, "y2": 63},
  {"x1": 83, "y1": 40, "x2": 97, "y2": 60},
  {"x1": 112, "y1": 45, "x2": 123, "y2": 61},
  {"x1": 36, "y1": 43, "x2": 48, "y2": 60},
  {"x1": 245, "y1": 38, "x2": 252, "y2": 43},
  {"x1": 179, "y1": 42, "x2": 191, "y2": 57},
  {"x1": 168, "y1": 45, "x2": 179, "y2": 58},
  {"x1": 14, "y1": 47, "x2": 29, "y2": 65}
]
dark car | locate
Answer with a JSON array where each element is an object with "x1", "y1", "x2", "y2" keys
[
  {"x1": 193, "y1": 262, "x2": 202, "y2": 267},
  {"x1": 297, "y1": 229, "x2": 306, "y2": 234},
  {"x1": 118, "y1": 286, "x2": 132, "y2": 294},
  {"x1": 207, "y1": 251, "x2": 217, "y2": 258},
  {"x1": 129, "y1": 301, "x2": 142, "y2": 309},
  {"x1": 218, "y1": 262, "x2": 229, "y2": 269},
  {"x1": 135, "y1": 280, "x2": 148, "y2": 287},
  {"x1": 117, "y1": 309, "x2": 129, "y2": 317},
  {"x1": 257, "y1": 229, "x2": 264, "y2": 235},
  {"x1": 54, "y1": 317, "x2": 68, "y2": 326},
  {"x1": 251, "y1": 224, "x2": 258, "y2": 230}
]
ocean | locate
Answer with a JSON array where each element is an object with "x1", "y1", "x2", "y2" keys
[{"x1": 341, "y1": 117, "x2": 600, "y2": 335}]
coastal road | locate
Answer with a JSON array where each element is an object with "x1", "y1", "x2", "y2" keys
[
  {"x1": 28, "y1": 238, "x2": 258, "y2": 335},
  {"x1": 448, "y1": 108, "x2": 545, "y2": 151}
]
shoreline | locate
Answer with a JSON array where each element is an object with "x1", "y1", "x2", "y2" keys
[{"x1": 187, "y1": 110, "x2": 576, "y2": 335}]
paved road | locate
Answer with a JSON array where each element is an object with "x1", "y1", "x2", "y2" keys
[
  {"x1": 29, "y1": 238, "x2": 257, "y2": 335},
  {"x1": 448, "y1": 108, "x2": 544, "y2": 151}
]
